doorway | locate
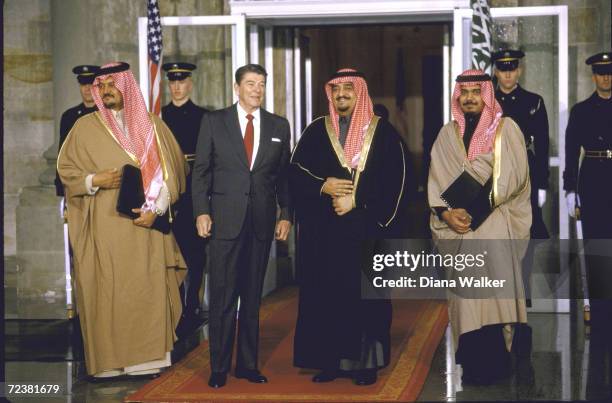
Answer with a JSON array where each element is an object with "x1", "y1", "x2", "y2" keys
[{"x1": 300, "y1": 23, "x2": 445, "y2": 203}]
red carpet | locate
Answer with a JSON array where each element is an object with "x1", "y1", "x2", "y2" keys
[{"x1": 126, "y1": 287, "x2": 448, "y2": 403}]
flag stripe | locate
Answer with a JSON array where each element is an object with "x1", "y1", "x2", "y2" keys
[{"x1": 147, "y1": 0, "x2": 162, "y2": 115}]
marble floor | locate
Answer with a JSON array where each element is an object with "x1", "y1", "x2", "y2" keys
[
  {"x1": 4, "y1": 316, "x2": 208, "y2": 403},
  {"x1": 418, "y1": 309, "x2": 612, "y2": 402},
  {"x1": 4, "y1": 302, "x2": 611, "y2": 402}
]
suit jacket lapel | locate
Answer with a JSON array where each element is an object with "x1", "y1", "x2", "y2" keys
[
  {"x1": 223, "y1": 104, "x2": 249, "y2": 168},
  {"x1": 253, "y1": 109, "x2": 272, "y2": 171}
]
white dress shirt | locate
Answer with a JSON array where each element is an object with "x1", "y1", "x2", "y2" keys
[
  {"x1": 111, "y1": 109, "x2": 126, "y2": 131},
  {"x1": 236, "y1": 102, "x2": 260, "y2": 170},
  {"x1": 85, "y1": 109, "x2": 169, "y2": 214}
]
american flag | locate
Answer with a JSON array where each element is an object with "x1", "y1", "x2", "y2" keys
[{"x1": 147, "y1": 0, "x2": 163, "y2": 115}]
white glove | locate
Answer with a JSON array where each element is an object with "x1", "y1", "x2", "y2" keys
[
  {"x1": 566, "y1": 192, "x2": 578, "y2": 218},
  {"x1": 538, "y1": 189, "x2": 546, "y2": 208}
]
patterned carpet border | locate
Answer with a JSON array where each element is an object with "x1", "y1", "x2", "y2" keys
[{"x1": 126, "y1": 288, "x2": 448, "y2": 403}]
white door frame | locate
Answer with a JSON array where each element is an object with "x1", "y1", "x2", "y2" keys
[
  {"x1": 230, "y1": 0, "x2": 470, "y2": 21},
  {"x1": 240, "y1": 5, "x2": 570, "y2": 256},
  {"x1": 247, "y1": 24, "x2": 276, "y2": 113},
  {"x1": 236, "y1": 4, "x2": 570, "y2": 306},
  {"x1": 137, "y1": 15, "x2": 247, "y2": 108},
  {"x1": 233, "y1": 0, "x2": 470, "y2": 142}
]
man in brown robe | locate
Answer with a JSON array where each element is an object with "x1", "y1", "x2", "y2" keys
[
  {"x1": 57, "y1": 62, "x2": 188, "y2": 378},
  {"x1": 428, "y1": 69, "x2": 531, "y2": 385}
]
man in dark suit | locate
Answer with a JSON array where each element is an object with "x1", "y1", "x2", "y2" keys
[{"x1": 192, "y1": 64, "x2": 292, "y2": 388}]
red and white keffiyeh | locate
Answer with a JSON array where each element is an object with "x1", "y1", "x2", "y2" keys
[
  {"x1": 451, "y1": 69, "x2": 503, "y2": 160},
  {"x1": 92, "y1": 62, "x2": 163, "y2": 212},
  {"x1": 325, "y1": 68, "x2": 374, "y2": 169}
]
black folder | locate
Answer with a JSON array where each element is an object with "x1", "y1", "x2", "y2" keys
[
  {"x1": 116, "y1": 164, "x2": 171, "y2": 234},
  {"x1": 440, "y1": 171, "x2": 493, "y2": 230}
]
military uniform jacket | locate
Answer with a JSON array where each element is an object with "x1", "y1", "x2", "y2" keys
[
  {"x1": 162, "y1": 99, "x2": 208, "y2": 228},
  {"x1": 496, "y1": 85, "x2": 549, "y2": 190},
  {"x1": 55, "y1": 103, "x2": 97, "y2": 196},
  {"x1": 162, "y1": 99, "x2": 208, "y2": 157},
  {"x1": 563, "y1": 92, "x2": 612, "y2": 193}
]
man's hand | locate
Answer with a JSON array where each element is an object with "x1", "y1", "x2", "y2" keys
[
  {"x1": 538, "y1": 189, "x2": 547, "y2": 208},
  {"x1": 132, "y1": 208, "x2": 157, "y2": 228},
  {"x1": 196, "y1": 214, "x2": 213, "y2": 238},
  {"x1": 322, "y1": 177, "x2": 353, "y2": 197},
  {"x1": 332, "y1": 194, "x2": 354, "y2": 216},
  {"x1": 92, "y1": 168, "x2": 122, "y2": 189},
  {"x1": 275, "y1": 220, "x2": 292, "y2": 241},
  {"x1": 566, "y1": 192, "x2": 578, "y2": 218},
  {"x1": 441, "y1": 208, "x2": 471, "y2": 234}
]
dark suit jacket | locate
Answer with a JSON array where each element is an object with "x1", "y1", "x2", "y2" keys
[{"x1": 192, "y1": 104, "x2": 292, "y2": 241}]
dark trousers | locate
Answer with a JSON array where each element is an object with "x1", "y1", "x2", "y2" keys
[
  {"x1": 456, "y1": 324, "x2": 512, "y2": 384},
  {"x1": 173, "y1": 191, "x2": 207, "y2": 313},
  {"x1": 580, "y1": 177, "x2": 612, "y2": 315},
  {"x1": 579, "y1": 162, "x2": 612, "y2": 399},
  {"x1": 208, "y1": 202, "x2": 272, "y2": 373}
]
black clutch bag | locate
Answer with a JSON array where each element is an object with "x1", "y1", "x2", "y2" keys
[
  {"x1": 116, "y1": 164, "x2": 171, "y2": 234},
  {"x1": 440, "y1": 170, "x2": 493, "y2": 230}
]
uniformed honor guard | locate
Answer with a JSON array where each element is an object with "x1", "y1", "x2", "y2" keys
[
  {"x1": 161, "y1": 62, "x2": 209, "y2": 335},
  {"x1": 492, "y1": 49, "x2": 549, "y2": 238},
  {"x1": 492, "y1": 49, "x2": 550, "y2": 314},
  {"x1": 564, "y1": 52, "x2": 612, "y2": 327},
  {"x1": 55, "y1": 65, "x2": 99, "y2": 196}
]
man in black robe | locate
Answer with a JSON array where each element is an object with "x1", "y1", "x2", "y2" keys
[
  {"x1": 55, "y1": 65, "x2": 99, "y2": 196},
  {"x1": 291, "y1": 69, "x2": 407, "y2": 386},
  {"x1": 161, "y1": 62, "x2": 209, "y2": 336}
]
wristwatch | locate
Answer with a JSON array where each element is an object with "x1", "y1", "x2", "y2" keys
[{"x1": 154, "y1": 206, "x2": 165, "y2": 216}]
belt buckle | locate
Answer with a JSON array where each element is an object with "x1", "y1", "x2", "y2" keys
[{"x1": 607, "y1": 150, "x2": 612, "y2": 159}]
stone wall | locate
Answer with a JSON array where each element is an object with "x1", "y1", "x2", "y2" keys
[
  {"x1": 4, "y1": 0, "x2": 53, "y2": 257},
  {"x1": 3, "y1": 0, "x2": 231, "y2": 318}
]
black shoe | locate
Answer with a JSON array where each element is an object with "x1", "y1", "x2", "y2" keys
[
  {"x1": 312, "y1": 369, "x2": 338, "y2": 383},
  {"x1": 235, "y1": 368, "x2": 268, "y2": 383},
  {"x1": 86, "y1": 375, "x2": 125, "y2": 383},
  {"x1": 125, "y1": 372, "x2": 161, "y2": 380},
  {"x1": 353, "y1": 369, "x2": 377, "y2": 386},
  {"x1": 208, "y1": 372, "x2": 227, "y2": 388}
]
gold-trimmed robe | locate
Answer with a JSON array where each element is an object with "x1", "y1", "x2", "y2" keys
[
  {"x1": 428, "y1": 117, "x2": 531, "y2": 349},
  {"x1": 58, "y1": 112, "x2": 188, "y2": 375},
  {"x1": 291, "y1": 115, "x2": 408, "y2": 370}
]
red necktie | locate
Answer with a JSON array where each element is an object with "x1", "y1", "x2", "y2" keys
[{"x1": 244, "y1": 114, "x2": 254, "y2": 168}]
